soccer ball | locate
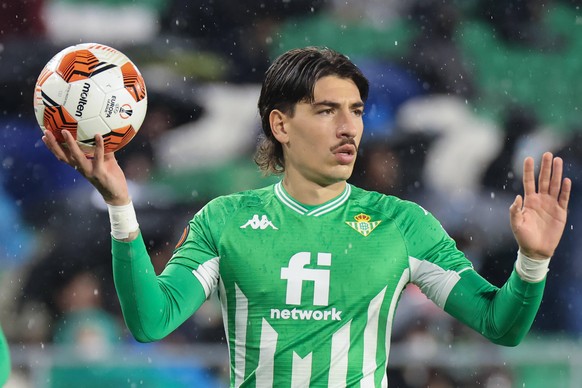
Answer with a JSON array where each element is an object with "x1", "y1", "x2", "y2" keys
[{"x1": 33, "y1": 43, "x2": 147, "y2": 154}]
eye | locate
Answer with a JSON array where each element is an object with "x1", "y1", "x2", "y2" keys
[
  {"x1": 318, "y1": 108, "x2": 334, "y2": 115},
  {"x1": 353, "y1": 109, "x2": 364, "y2": 117}
]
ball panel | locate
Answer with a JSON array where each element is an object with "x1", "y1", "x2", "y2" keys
[
  {"x1": 86, "y1": 43, "x2": 132, "y2": 66},
  {"x1": 57, "y1": 49, "x2": 100, "y2": 83},
  {"x1": 100, "y1": 88, "x2": 146, "y2": 130},
  {"x1": 90, "y1": 66, "x2": 124, "y2": 94},
  {"x1": 102, "y1": 125, "x2": 137, "y2": 153},
  {"x1": 38, "y1": 73, "x2": 70, "y2": 106},
  {"x1": 36, "y1": 66, "x2": 54, "y2": 88},
  {"x1": 77, "y1": 116, "x2": 111, "y2": 142},
  {"x1": 43, "y1": 105, "x2": 78, "y2": 142},
  {"x1": 120, "y1": 62, "x2": 147, "y2": 102},
  {"x1": 63, "y1": 79, "x2": 104, "y2": 121}
]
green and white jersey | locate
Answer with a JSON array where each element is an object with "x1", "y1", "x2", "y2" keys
[{"x1": 169, "y1": 182, "x2": 473, "y2": 387}]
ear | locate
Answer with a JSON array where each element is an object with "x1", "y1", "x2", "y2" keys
[{"x1": 269, "y1": 109, "x2": 289, "y2": 144}]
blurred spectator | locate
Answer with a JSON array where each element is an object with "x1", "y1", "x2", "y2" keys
[
  {"x1": 403, "y1": 0, "x2": 477, "y2": 99},
  {"x1": 534, "y1": 131, "x2": 582, "y2": 334},
  {"x1": 52, "y1": 271, "x2": 123, "y2": 360},
  {"x1": 350, "y1": 132, "x2": 436, "y2": 200},
  {"x1": 0, "y1": 1, "x2": 56, "y2": 270},
  {"x1": 477, "y1": 0, "x2": 566, "y2": 50},
  {"x1": 481, "y1": 104, "x2": 539, "y2": 196},
  {"x1": 357, "y1": 59, "x2": 425, "y2": 142},
  {"x1": 160, "y1": 0, "x2": 330, "y2": 82},
  {"x1": 394, "y1": 95, "x2": 500, "y2": 199}
]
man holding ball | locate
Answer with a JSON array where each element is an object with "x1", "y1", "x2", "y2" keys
[{"x1": 43, "y1": 46, "x2": 571, "y2": 387}]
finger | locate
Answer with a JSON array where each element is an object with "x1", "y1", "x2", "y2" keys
[
  {"x1": 62, "y1": 130, "x2": 91, "y2": 171},
  {"x1": 509, "y1": 194, "x2": 523, "y2": 229},
  {"x1": 558, "y1": 177, "x2": 572, "y2": 210},
  {"x1": 93, "y1": 133, "x2": 105, "y2": 169},
  {"x1": 42, "y1": 130, "x2": 74, "y2": 165},
  {"x1": 538, "y1": 152, "x2": 553, "y2": 194},
  {"x1": 549, "y1": 156, "x2": 563, "y2": 198},
  {"x1": 522, "y1": 156, "x2": 536, "y2": 197}
]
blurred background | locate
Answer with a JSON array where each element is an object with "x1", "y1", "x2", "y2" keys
[{"x1": 1, "y1": 0, "x2": 582, "y2": 387}]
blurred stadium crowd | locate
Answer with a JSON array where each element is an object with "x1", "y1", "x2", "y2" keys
[{"x1": 1, "y1": 0, "x2": 582, "y2": 387}]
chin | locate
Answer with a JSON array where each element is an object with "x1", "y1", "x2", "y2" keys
[{"x1": 328, "y1": 165, "x2": 355, "y2": 183}]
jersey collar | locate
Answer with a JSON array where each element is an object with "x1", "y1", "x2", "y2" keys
[{"x1": 274, "y1": 181, "x2": 351, "y2": 217}]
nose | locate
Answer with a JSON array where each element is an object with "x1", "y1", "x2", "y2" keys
[{"x1": 336, "y1": 109, "x2": 360, "y2": 139}]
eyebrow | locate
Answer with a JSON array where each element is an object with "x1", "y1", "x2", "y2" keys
[{"x1": 311, "y1": 100, "x2": 365, "y2": 109}]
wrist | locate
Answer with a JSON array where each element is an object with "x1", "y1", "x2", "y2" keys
[
  {"x1": 107, "y1": 201, "x2": 139, "y2": 240},
  {"x1": 517, "y1": 248, "x2": 552, "y2": 261},
  {"x1": 104, "y1": 196, "x2": 131, "y2": 207},
  {"x1": 515, "y1": 250, "x2": 551, "y2": 283}
]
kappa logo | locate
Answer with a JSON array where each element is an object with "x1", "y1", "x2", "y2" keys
[{"x1": 240, "y1": 214, "x2": 278, "y2": 230}]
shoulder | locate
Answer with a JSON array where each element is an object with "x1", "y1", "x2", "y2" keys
[
  {"x1": 198, "y1": 185, "x2": 275, "y2": 217},
  {"x1": 349, "y1": 185, "x2": 429, "y2": 219}
]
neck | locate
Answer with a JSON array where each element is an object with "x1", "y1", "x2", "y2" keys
[{"x1": 281, "y1": 174, "x2": 347, "y2": 205}]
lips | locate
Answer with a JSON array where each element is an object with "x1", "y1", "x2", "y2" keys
[
  {"x1": 332, "y1": 142, "x2": 357, "y2": 165},
  {"x1": 333, "y1": 144, "x2": 356, "y2": 155}
]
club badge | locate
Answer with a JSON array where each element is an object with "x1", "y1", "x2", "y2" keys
[{"x1": 346, "y1": 213, "x2": 381, "y2": 237}]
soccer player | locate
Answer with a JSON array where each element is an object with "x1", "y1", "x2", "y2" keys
[
  {"x1": 0, "y1": 324, "x2": 10, "y2": 385},
  {"x1": 42, "y1": 47, "x2": 571, "y2": 387}
]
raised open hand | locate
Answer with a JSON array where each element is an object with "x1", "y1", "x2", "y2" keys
[
  {"x1": 510, "y1": 152, "x2": 571, "y2": 259},
  {"x1": 42, "y1": 130, "x2": 130, "y2": 206}
]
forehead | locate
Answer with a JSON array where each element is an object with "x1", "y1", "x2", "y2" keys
[{"x1": 312, "y1": 75, "x2": 362, "y2": 102}]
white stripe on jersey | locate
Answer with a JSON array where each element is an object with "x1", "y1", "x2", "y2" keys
[
  {"x1": 275, "y1": 182, "x2": 308, "y2": 214},
  {"x1": 308, "y1": 185, "x2": 351, "y2": 217},
  {"x1": 234, "y1": 284, "x2": 248, "y2": 387},
  {"x1": 382, "y1": 271, "x2": 411, "y2": 388},
  {"x1": 361, "y1": 286, "x2": 387, "y2": 387},
  {"x1": 218, "y1": 280, "x2": 232, "y2": 384},
  {"x1": 274, "y1": 181, "x2": 351, "y2": 217},
  {"x1": 329, "y1": 320, "x2": 351, "y2": 387},
  {"x1": 257, "y1": 318, "x2": 278, "y2": 386},
  {"x1": 408, "y1": 256, "x2": 464, "y2": 308},
  {"x1": 291, "y1": 351, "x2": 313, "y2": 387},
  {"x1": 191, "y1": 256, "x2": 220, "y2": 298}
]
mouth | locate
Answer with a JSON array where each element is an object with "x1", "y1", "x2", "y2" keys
[{"x1": 331, "y1": 139, "x2": 357, "y2": 165}]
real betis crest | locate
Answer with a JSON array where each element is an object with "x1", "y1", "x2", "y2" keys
[{"x1": 346, "y1": 213, "x2": 381, "y2": 237}]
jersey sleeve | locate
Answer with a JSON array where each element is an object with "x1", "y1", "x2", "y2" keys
[
  {"x1": 444, "y1": 267, "x2": 545, "y2": 346},
  {"x1": 399, "y1": 202, "x2": 473, "y2": 307},
  {"x1": 168, "y1": 197, "x2": 229, "y2": 297},
  {"x1": 112, "y1": 231, "x2": 209, "y2": 343},
  {"x1": 398, "y1": 201, "x2": 544, "y2": 346}
]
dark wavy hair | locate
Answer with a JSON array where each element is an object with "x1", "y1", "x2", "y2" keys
[{"x1": 254, "y1": 47, "x2": 369, "y2": 175}]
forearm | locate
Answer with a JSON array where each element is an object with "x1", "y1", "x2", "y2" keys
[
  {"x1": 112, "y1": 234, "x2": 207, "y2": 342},
  {"x1": 444, "y1": 268, "x2": 545, "y2": 346}
]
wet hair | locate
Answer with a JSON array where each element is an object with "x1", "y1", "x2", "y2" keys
[{"x1": 254, "y1": 47, "x2": 369, "y2": 175}]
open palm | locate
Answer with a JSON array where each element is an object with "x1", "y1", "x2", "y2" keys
[{"x1": 510, "y1": 152, "x2": 571, "y2": 259}]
